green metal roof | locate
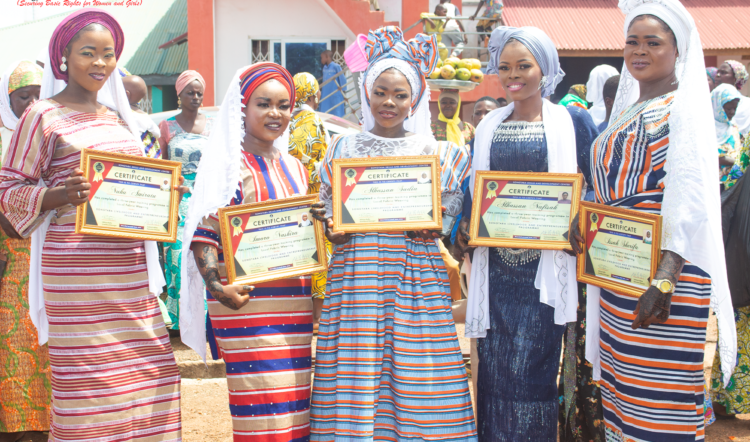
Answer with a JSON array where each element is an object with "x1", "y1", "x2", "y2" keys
[
  {"x1": 124, "y1": 0, "x2": 188, "y2": 77},
  {"x1": 0, "y1": 1, "x2": 180, "y2": 77}
]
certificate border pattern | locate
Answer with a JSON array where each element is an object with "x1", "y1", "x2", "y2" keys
[
  {"x1": 468, "y1": 171, "x2": 584, "y2": 250},
  {"x1": 576, "y1": 201, "x2": 662, "y2": 298},
  {"x1": 75, "y1": 149, "x2": 182, "y2": 243},
  {"x1": 331, "y1": 155, "x2": 443, "y2": 234},
  {"x1": 218, "y1": 194, "x2": 328, "y2": 286}
]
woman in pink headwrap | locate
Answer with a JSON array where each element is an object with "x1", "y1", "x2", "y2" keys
[
  {"x1": 158, "y1": 69, "x2": 213, "y2": 331},
  {"x1": 0, "y1": 9, "x2": 184, "y2": 441}
]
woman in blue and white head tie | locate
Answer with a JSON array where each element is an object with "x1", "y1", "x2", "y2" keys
[
  {"x1": 307, "y1": 26, "x2": 477, "y2": 440},
  {"x1": 568, "y1": 0, "x2": 735, "y2": 440},
  {"x1": 457, "y1": 25, "x2": 598, "y2": 441}
]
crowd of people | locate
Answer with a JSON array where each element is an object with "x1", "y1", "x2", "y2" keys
[{"x1": 0, "y1": 0, "x2": 747, "y2": 441}]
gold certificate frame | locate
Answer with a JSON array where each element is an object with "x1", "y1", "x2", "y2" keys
[
  {"x1": 218, "y1": 194, "x2": 328, "y2": 286},
  {"x1": 75, "y1": 150, "x2": 182, "y2": 242},
  {"x1": 468, "y1": 171, "x2": 583, "y2": 250},
  {"x1": 331, "y1": 155, "x2": 442, "y2": 233},
  {"x1": 576, "y1": 201, "x2": 662, "y2": 298}
]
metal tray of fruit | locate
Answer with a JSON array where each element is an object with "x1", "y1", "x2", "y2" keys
[{"x1": 427, "y1": 79, "x2": 478, "y2": 92}]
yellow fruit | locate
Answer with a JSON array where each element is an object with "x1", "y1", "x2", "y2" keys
[
  {"x1": 455, "y1": 68, "x2": 472, "y2": 81},
  {"x1": 457, "y1": 59, "x2": 472, "y2": 70},
  {"x1": 470, "y1": 69, "x2": 484, "y2": 83},
  {"x1": 436, "y1": 59, "x2": 443, "y2": 68},
  {"x1": 471, "y1": 59, "x2": 483, "y2": 70},
  {"x1": 438, "y1": 43, "x2": 449, "y2": 60},
  {"x1": 445, "y1": 57, "x2": 461, "y2": 70},
  {"x1": 429, "y1": 68, "x2": 442, "y2": 80},
  {"x1": 440, "y1": 65, "x2": 456, "y2": 80}
]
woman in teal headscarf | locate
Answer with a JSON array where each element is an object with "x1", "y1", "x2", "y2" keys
[{"x1": 713, "y1": 83, "x2": 744, "y2": 188}]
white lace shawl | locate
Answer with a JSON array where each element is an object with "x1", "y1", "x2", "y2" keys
[
  {"x1": 178, "y1": 66, "x2": 290, "y2": 360},
  {"x1": 587, "y1": 0, "x2": 736, "y2": 386},
  {"x1": 465, "y1": 99, "x2": 579, "y2": 339},
  {"x1": 28, "y1": 58, "x2": 164, "y2": 345}
]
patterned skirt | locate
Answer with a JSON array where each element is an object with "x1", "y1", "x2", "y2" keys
[
  {"x1": 0, "y1": 235, "x2": 51, "y2": 433},
  {"x1": 600, "y1": 264, "x2": 710, "y2": 442},
  {"x1": 43, "y1": 217, "x2": 181, "y2": 441},
  {"x1": 207, "y1": 277, "x2": 313, "y2": 442},
  {"x1": 711, "y1": 305, "x2": 750, "y2": 415},
  {"x1": 310, "y1": 233, "x2": 477, "y2": 441}
]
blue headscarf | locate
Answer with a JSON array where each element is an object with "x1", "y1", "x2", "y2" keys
[{"x1": 487, "y1": 26, "x2": 565, "y2": 98}]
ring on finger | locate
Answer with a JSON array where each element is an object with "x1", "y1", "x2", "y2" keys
[{"x1": 77, "y1": 191, "x2": 81, "y2": 199}]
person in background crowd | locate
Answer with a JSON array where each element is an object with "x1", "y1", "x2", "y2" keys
[
  {"x1": 0, "y1": 9, "x2": 186, "y2": 441},
  {"x1": 559, "y1": 84, "x2": 588, "y2": 109},
  {"x1": 450, "y1": 96, "x2": 499, "y2": 245},
  {"x1": 497, "y1": 96, "x2": 508, "y2": 107},
  {"x1": 289, "y1": 72, "x2": 330, "y2": 323},
  {"x1": 440, "y1": 0, "x2": 466, "y2": 58},
  {"x1": 183, "y1": 62, "x2": 313, "y2": 442},
  {"x1": 308, "y1": 26, "x2": 477, "y2": 440},
  {"x1": 0, "y1": 59, "x2": 50, "y2": 442},
  {"x1": 421, "y1": 3, "x2": 447, "y2": 43},
  {"x1": 458, "y1": 26, "x2": 583, "y2": 441},
  {"x1": 320, "y1": 50, "x2": 347, "y2": 118},
  {"x1": 712, "y1": 83, "x2": 743, "y2": 188},
  {"x1": 159, "y1": 69, "x2": 212, "y2": 331},
  {"x1": 432, "y1": 89, "x2": 475, "y2": 144},
  {"x1": 596, "y1": 75, "x2": 620, "y2": 132},
  {"x1": 713, "y1": 106, "x2": 750, "y2": 423},
  {"x1": 569, "y1": 1, "x2": 735, "y2": 439},
  {"x1": 470, "y1": 0, "x2": 505, "y2": 45},
  {"x1": 707, "y1": 67, "x2": 718, "y2": 91},
  {"x1": 122, "y1": 74, "x2": 161, "y2": 158},
  {"x1": 585, "y1": 64, "x2": 619, "y2": 126},
  {"x1": 716, "y1": 60, "x2": 750, "y2": 138}
]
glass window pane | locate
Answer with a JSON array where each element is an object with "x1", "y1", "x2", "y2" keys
[
  {"x1": 274, "y1": 42, "x2": 282, "y2": 65},
  {"x1": 284, "y1": 42, "x2": 328, "y2": 78}
]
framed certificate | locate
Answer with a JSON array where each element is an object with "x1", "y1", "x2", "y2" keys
[
  {"x1": 331, "y1": 155, "x2": 442, "y2": 233},
  {"x1": 576, "y1": 202, "x2": 662, "y2": 298},
  {"x1": 468, "y1": 171, "x2": 583, "y2": 250},
  {"x1": 218, "y1": 195, "x2": 327, "y2": 285},
  {"x1": 75, "y1": 150, "x2": 182, "y2": 242}
]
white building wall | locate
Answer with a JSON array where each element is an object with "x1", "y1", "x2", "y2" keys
[
  {"x1": 214, "y1": 0, "x2": 354, "y2": 99},
  {"x1": 378, "y1": 0, "x2": 402, "y2": 25}
]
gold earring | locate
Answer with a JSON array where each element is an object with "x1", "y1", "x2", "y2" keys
[{"x1": 177, "y1": 97, "x2": 181, "y2": 108}]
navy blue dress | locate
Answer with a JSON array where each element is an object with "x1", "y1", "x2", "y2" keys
[{"x1": 464, "y1": 120, "x2": 564, "y2": 442}]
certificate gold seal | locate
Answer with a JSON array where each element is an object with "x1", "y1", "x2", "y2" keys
[
  {"x1": 345, "y1": 169, "x2": 357, "y2": 186},
  {"x1": 93, "y1": 162, "x2": 105, "y2": 183},
  {"x1": 590, "y1": 213, "x2": 599, "y2": 232},
  {"x1": 485, "y1": 181, "x2": 499, "y2": 199},
  {"x1": 231, "y1": 216, "x2": 243, "y2": 237}
]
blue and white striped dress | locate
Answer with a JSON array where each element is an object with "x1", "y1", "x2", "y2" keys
[
  {"x1": 310, "y1": 132, "x2": 477, "y2": 441},
  {"x1": 592, "y1": 92, "x2": 711, "y2": 442}
]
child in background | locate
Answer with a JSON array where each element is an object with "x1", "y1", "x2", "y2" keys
[
  {"x1": 470, "y1": 0, "x2": 505, "y2": 45},
  {"x1": 421, "y1": 3, "x2": 447, "y2": 43}
]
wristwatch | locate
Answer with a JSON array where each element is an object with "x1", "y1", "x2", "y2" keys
[{"x1": 651, "y1": 278, "x2": 675, "y2": 294}]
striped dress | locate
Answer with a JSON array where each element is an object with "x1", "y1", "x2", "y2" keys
[
  {"x1": 0, "y1": 100, "x2": 182, "y2": 441},
  {"x1": 192, "y1": 149, "x2": 313, "y2": 442},
  {"x1": 311, "y1": 132, "x2": 477, "y2": 441},
  {"x1": 591, "y1": 92, "x2": 711, "y2": 442}
]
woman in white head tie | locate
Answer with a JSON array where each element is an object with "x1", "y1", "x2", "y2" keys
[
  {"x1": 568, "y1": 0, "x2": 735, "y2": 440},
  {"x1": 306, "y1": 26, "x2": 477, "y2": 440},
  {"x1": 455, "y1": 23, "x2": 597, "y2": 440},
  {"x1": 586, "y1": 64, "x2": 620, "y2": 127}
]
